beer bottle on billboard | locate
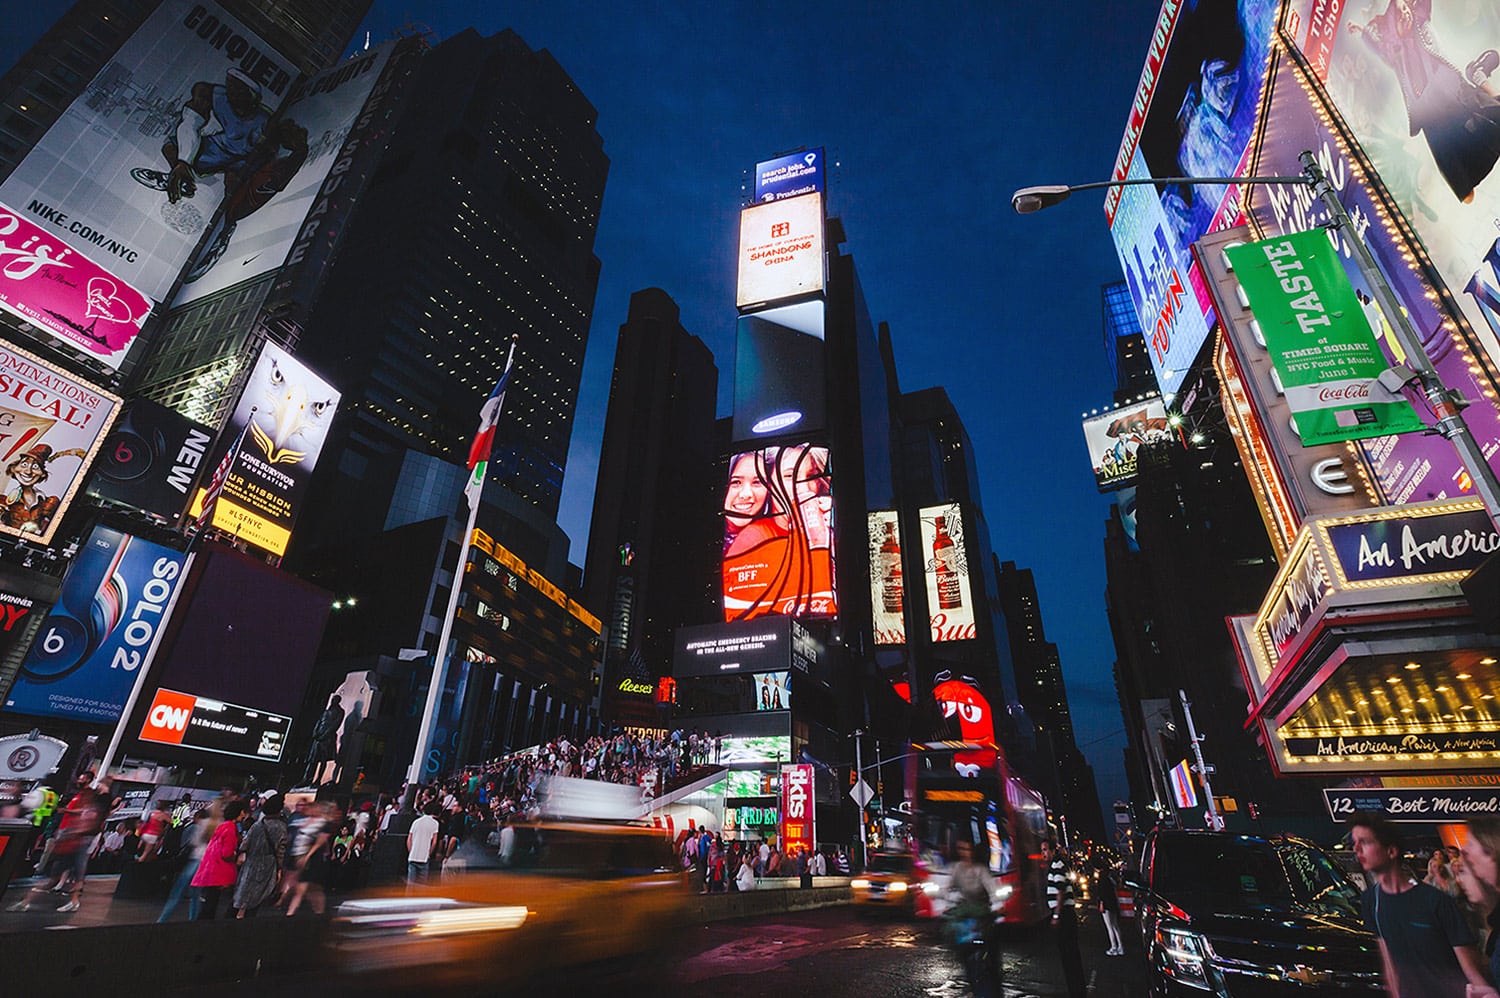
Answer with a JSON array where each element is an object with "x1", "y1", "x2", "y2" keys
[
  {"x1": 880, "y1": 521, "x2": 903, "y2": 613},
  {"x1": 933, "y1": 515, "x2": 962, "y2": 610}
]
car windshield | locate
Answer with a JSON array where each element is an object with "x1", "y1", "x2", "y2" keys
[
  {"x1": 1152, "y1": 836, "x2": 1361, "y2": 917},
  {"x1": 867, "y1": 854, "x2": 914, "y2": 874}
]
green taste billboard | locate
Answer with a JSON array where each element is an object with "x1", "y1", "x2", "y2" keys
[{"x1": 1226, "y1": 229, "x2": 1422, "y2": 446}]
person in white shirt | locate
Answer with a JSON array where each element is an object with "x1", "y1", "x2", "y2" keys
[{"x1": 406, "y1": 804, "x2": 441, "y2": 889}]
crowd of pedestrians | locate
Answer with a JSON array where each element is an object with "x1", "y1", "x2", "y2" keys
[{"x1": 671, "y1": 824, "x2": 844, "y2": 894}]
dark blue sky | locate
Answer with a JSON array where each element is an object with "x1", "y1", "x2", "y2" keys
[{"x1": 7, "y1": 1, "x2": 1166, "y2": 817}]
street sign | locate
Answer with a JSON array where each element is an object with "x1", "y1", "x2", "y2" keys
[{"x1": 850, "y1": 778, "x2": 874, "y2": 808}]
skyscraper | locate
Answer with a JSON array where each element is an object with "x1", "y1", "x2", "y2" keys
[
  {"x1": 292, "y1": 27, "x2": 608, "y2": 542},
  {"x1": 583, "y1": 288, "x2": 719, "y2": 722}
]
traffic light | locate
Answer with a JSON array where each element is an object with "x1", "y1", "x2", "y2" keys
[{"x1": 1248, "y1": 801, "x2": 1260, "y2": 820}]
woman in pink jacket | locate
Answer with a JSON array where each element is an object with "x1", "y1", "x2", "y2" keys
[{"x1": 192, "y1": 801, "x2": 244, "y2": 919}]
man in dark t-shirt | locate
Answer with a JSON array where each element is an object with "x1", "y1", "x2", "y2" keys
[{"x1": 1351, "y1": 813, "x2": 1494, "y2": 996}]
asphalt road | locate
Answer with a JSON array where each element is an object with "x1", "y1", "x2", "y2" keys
[{"x1": 210, "y1": 905, "x2": 1152, "y2": 997}]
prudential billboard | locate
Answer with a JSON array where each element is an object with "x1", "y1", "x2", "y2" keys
[{"x1": 0, "y1": 0, "x2": 296, "y2": 308}]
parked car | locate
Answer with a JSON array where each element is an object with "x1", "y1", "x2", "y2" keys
[{"x1": 1124, "y1": 829, "x2": 1383, "y2": 996}]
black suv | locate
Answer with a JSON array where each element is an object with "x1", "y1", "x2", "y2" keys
[{"x1": 1124, "y1": 829, "x2": 1383, "y2": 996}]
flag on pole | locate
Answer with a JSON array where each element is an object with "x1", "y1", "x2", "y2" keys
[
  {"x1": 464, "y1": 338, "x2": 518, "y2": 508},
  {"x1": 193, "y1": 409, "x2": 254, "y2": 533}
]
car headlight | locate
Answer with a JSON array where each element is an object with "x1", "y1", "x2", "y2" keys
[
  {"x1": 851, "y1": 878, "x2": 870, "y2": 889},
  {"x1": 888, "y1": 881, "x2": 908, "y2": 892},
  {"x1": 920, "y1": 881, "x2": 941, "y2": 894},
  {"x1": 993, "y1": 884, "x2": 1014, "y2": 901},
  {"x1": 1156, "y1": 925, "x2": 1214, "y2": 991}
]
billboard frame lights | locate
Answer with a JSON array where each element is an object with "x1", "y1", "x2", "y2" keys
[{"x1": 1013, "y1": 153, "x2": 1500, "y2": 534}]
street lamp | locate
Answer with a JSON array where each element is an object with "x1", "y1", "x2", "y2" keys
[{"x1": 1013, "y1": 150, "x2": 1500, "y2": 532}]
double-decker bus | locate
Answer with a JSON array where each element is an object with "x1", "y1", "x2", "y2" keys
[{"x1": 903, "y1": 740, "x2": 1051, "y2": 926}]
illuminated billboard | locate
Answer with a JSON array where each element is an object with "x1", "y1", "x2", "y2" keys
[
  {"x1": 88, "y1": 398, "x2": 215, "y2": 522},
  {"x1": 189, "y1": 341, "x2": 339, "y2": 556},
  {"x1": 0, "y1": 0, "x2": 297, "y2": 305},
  {"x1": 867, "y1": 511, "x2": 906, "y2": 644},
  {"x1": 137, "y1": 686, "x2": 290, "y2": 763},
  {"x1": 1283, "y1": 0, "x2": 1500, "y2": 362},
  {"x1": 1081, "y1": 397, "x2": 1171, "y2": 492},
  {"x1": 1244, "y1": 50, "x2": 1500, "y2": 505},
  {"x1": 754, "y1": 148, "x2": 825, "y2": 203},
  {"x1": 0, "y1": 203, "x2": 152, "y2": 371},
  {"x1": 780, "y1": 763, "x2": 815, "y2": 855},
  {"x1": 720, "y1": 735, "x2": 792, "y2": 766},
  {"x1": 173, "y1": 42, "x2": 393, "y2": 306},
  {"x1": 0, "y1": 339, "x2": 121, "y2": 545},
  {"x1": 732, "y1": 300, "x2": 826, "y2": 442},
  {"x1": 722, "y1": 443, "x2": 836, "y2": 621},
  {"x1": 6, "y1": 525, "x2": 187, "y2": 723},
  {"x1": 674, "y1": 617, "x2": 818, "y2": 677},
  {"x1": 1106, "y1": 0, "x2": 1276, "y2": 400},
  {"x1": 919, "y1": 504, "x2": 976, "y2": 642},
  {"x1": 736, "y1": 194, "x2": 824, "y2": 309}
]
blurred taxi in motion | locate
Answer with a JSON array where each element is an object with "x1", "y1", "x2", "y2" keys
[
  {"x1": 330, "y1": 820, "x2": 686, "y2": 987},
  {"x1": 851, "y1": 851, "x2": 943, "y2": 916}
]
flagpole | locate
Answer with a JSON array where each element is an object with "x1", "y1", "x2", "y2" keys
[{"x1": 403, "y1": 337, "x2": 518, "y2": 810}]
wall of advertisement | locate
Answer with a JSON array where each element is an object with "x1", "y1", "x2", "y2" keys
[
  {"x1": 0, "y1": 204, "x2": 153, "y2": 371},
  {"x1": 736, "y1": 193, "x2": 824, "y2": 309},
  {"x1": 0, "y1": 0, "x2": 297, "y2": 307},
  {"x1": 1245, "y1": 50, "x2": 1500, "y2": 504},
  {"x1": 919, "y1": 504, "x2": 975, "y2": 642},
  {"x1": 867, "y1": 511, "x2": 906, "y2": 645},
  {"x1": 88, "y1": 398, "x2": 214, "y2": 521},
  {"x1": 189, "y1": 341, "x2": 340, "y2": 556},
  {"x1": 732, "y1": 300, "x2": 825, "y2": 442},
  {"x1": 1081, "y1": 398, "x2": 1172, "y2": 492},
  {"x1": 1284, "y1": 0, "x2": 1500, "y2": 363},
  {"x1": 0, "y1": 340, "x2": 121, "y2": 546},
  {"x1": 5, "y1": 525, "x2": 186, "y2": 723},
  {"x1": 1107, "y1": 0, "x2": 1278, "y2": 400},
  {"x1": 722, "y1": 443, "x2": 836, "y2": 621},
  {"x1": 173, "y1": 42, "x2": 394, "y2": 306}
]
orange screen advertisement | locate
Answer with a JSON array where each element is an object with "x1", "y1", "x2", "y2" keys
[{"x1": 722, "y1": 443, "x2": 835, "y2": 621}]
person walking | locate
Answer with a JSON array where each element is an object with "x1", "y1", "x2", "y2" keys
[
  {"x1": 1462, "y1": 817, "x2": 1500, "y2": 993},
  {"x1": 284, "y1": 800, "x2": 335, "y2": 916},
  {"x1": 948, "y1": 839, "x2": 999, "y2": 998},
  {"x1": 192, "y1": 801, "x2": 244, "y2": 919},
  {"x1": 234, "y1": 793, "x2": 288, "y2": 918},
  {"x1": 157, "y1": 810, "x2": 212, "y2": 921},
  {"x1": 1351, "y1": 813, "x2": 1493, "y2": 996},
  {"x1": 1096, "y1": 858, "x2": 1125, "y2": 956},
  {"x1": 1043, "y1": 839, "x2": 1086, "y2": 998},
  {"x1": 407, "y1": 803, "x2": 441, "y2": 890},
  {"x1": 9, "y1": 773, "x2": 106, "y2": 913}
]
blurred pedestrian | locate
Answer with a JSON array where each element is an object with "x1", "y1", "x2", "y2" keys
[
  {"x1": 158, "y1": 810, "x2": 212, "y2": 921},
  {"x1": 1351, "y1": 813, "x2": 1491, "y2": 996},
  {"x1": 193, "y1": 801, "x2": 245, "y2": 919},
  {"x1": 1430, "y1": 851, "x2": 1463, "y2": 899},
  {"x1": 1096, "y1": 858, "x2": 1124, "y2": 956},
  {"x1": 1043, "y1": 839, "x2": 1085, "y2": 998},
  {"x1": 234, "y1": 793, "x2": 287, "y2": 918},
  {"x1": 8, "y1": 773, "x2": 106, "y2": 913},
  {"x1": 284, "y1": 800, "x2": 334, "y2": 915},
  {"x1": 407, "y1": 803, "x2": 440, "y2": 890}
]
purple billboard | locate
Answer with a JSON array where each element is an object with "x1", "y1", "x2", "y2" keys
[{"x1": 1245, "y1": 49, "x2": 1500, "y2": 505}]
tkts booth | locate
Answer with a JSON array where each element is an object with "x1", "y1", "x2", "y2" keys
[{"x1": 1229, "y1": 500, "x2": 1500, "y2": 818}]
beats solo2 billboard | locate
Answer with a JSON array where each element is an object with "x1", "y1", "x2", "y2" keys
[{"x1": 5, "y1": 525, "x2": 186, "y2": 722}]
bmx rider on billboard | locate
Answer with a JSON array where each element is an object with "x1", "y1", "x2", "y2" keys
[{"x1": 132, "y1": 68, "x2": 307, "y2": 282}]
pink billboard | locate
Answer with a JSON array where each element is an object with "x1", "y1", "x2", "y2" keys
[{"x1": 0, "y1": 202, "x2": 151, "y2": 370}]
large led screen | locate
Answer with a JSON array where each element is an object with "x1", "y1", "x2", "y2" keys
[
  {"x1": 145, "y1": 543, "x2": 331, "y2": 718},
  {"x1": 88, "y1": 398, "x2": 214, "y2": 522},
  {"x1": 919, "y1": 504, "x2": 976, "y2": 642},
  {"x1": 173, "y1": 42, "x2": 393, "y2": 306},
  {"x1": 719, "y1": 735, "x2": 792, "y2": 766},
  {"x1": 1106, "y1": 0, "x2": 1277, "y2": 400},
  {"x1": 732, "y1": 300, "x2": 826, "y2": 443},
  {"x1": 6, "y1": 526, "x2": 187, "y2": 722},
  {"x1": 189, "y1": 341, "x2": 339, "y2": 556},
  {"x1": 867, "y1": 511, "x2": 906, "y2": 645},
  {"x1": 1284, "y1": 0, "x2": 1500, "y2": 361},
  {"x1": 1244, "y1": 50, "x2": 1500, "y2": 504},
  {"x1": 1081, "y1": 398, "x2": 1172, "y2": 492},
  {"x1": 0, "y1": 0, "x2": 297, "y2": 306},
  {"x1": 0, "y1": 203, "x2": 152, "y2": 371},
  {"x1": 675, "y1": 617, "x2": 794, "y2": 677},
  {"x1": 0, "y1": 340, "x2": 121, "y2": 545},
  {"x1": 754, "y1": 148, "x2": 825, "y2": 203},
  {"x1": 137, "y1": 686, "x2": 290, "y2": 763},
  {"x1": 722, "y1": 443, "x2": 836, "y2": 621},
  {"x1": 736, "y1": 193, "x2": 824, "y2": 309}
]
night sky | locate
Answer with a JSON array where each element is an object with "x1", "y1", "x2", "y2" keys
[{"x1": 6, "y1": 1, "x2": 1167, "y2": 819}]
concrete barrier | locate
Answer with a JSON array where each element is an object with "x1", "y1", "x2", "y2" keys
[
  {"x1": 689, "y1": 881, "x2": 852, "y2": 923},
  {"x1": 3, "y1": 915, "x2": 329, "y2": 988}
]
